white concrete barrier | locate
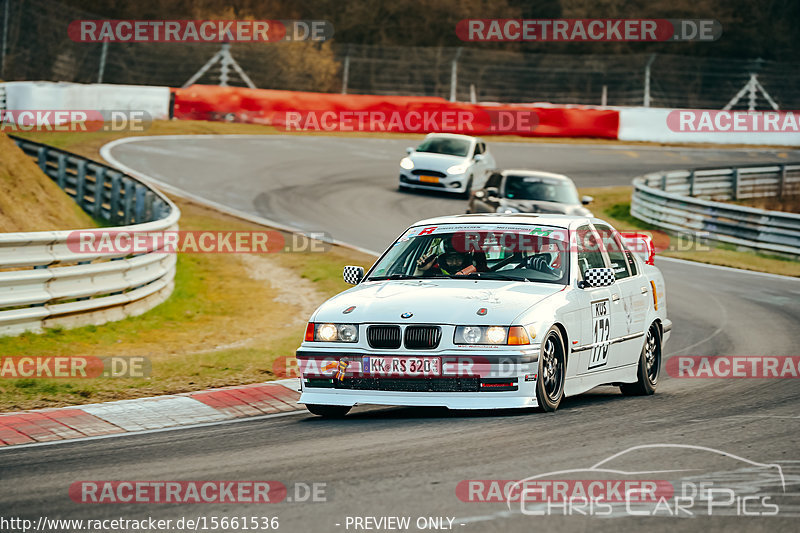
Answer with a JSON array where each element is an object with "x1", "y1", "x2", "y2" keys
[
  {"x1": 618, "y1": 107, "x2": 800, "y2": 146},
  {"x1": 2, "y1": 81, "x2": 170, "y2": 120}
]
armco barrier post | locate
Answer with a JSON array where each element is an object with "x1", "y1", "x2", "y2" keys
[
  {"x1": 779, "y1": 165, "x2": 786, "y2": 198},
  {"x1": 688, "y1": 171, "x2": 696, "y2": 197},
  {"x1": 57, "y1": 153, "x2": 67, "y2": 189},
  {"x1": 37, "y1": 146, "x2": 47, "y2": 171},
  {"x1": 124, "y1": 180, "x2": 135, "y2": 225},
  {"x1": 94, "y1": 167, "x2": 107, "y2": 218},
  {"x1": 731, "y1": 168, "x2": 739, "y2": 201},
  {"x1": 75, "y1": 160, "x2": 87, "y2": 207},
  {"x1": 110, "y1": 173, "x2": 122, "y2": 224}
]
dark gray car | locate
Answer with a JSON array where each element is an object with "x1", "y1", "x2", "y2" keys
[{"x1": 466, "y1": 169, "x2": 593, "y2": 216}]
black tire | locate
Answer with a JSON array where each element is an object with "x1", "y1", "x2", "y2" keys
[
  {"x1": 461, "y1": 177, "x2": 473, "y2": 199},
  {"x1": 536, "y1": 327, "x2": 566, "y2": 412},
  {"x1": 306, "y1": 404, "x2": 351, "y2": 418},
  {"x1": 620, "y1": 323, "x2": 661, "y2": 396}
]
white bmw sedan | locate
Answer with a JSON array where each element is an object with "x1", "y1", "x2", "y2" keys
[
  {"x1": 398, "y1": 133, "x2": 496, "y2": 196},
  {"x1": 296, "y1": 214, "x2": 671, "y2": 417}
]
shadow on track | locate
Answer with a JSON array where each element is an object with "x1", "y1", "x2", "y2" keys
[{"x1": 296, "y1": 386, "x2": 639, "y2": 424}]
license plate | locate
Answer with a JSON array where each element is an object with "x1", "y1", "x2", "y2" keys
[
  {"x1": 419, "y1": 175, "x2": 440, "y2": 183},
  {"x1": 363, "y1": 356, "x2": 441, "y2": 376}
]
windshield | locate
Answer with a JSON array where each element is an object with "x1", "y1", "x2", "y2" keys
[
  {"x1": 504, "y1": 176, "x2": 580, "y2": 204},
  {"x1": 415, "y1": 137, "x2": 471, "y2": 157},
  {"x1": 367, "y1": 224, "x2": 569, "y2": 284}
]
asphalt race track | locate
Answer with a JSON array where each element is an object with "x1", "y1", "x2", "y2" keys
[{"x1": 2, "y1": 136, "x2": 799, "y2": 532}]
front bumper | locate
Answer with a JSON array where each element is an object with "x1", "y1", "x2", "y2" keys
[
  {"x1": 297, "y1": 348, "x2": 539, "y2": 410},
  {"x1": 299, "y1": 387, "x2": 538, "y2": 410},
  {"x1": 398, "y1": 171, "x2": 468, "y2": 193}
]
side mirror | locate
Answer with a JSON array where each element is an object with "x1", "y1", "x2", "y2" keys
[
  {"x1": 343, "y1": 265, "x2": 365, "y2": 285},
  {"x1": 485, "y1": 187, "x2": 499, "y2": 198},
  {"x1": 473, "y1": 154, "x2": 484, "y2": 162},
  {"x1": 406, "y1": 147, "x2": 414, "y2": 155},
  {"x1": 581, "y1": 195, "x2": 594, "y2": 205},
  {"x1": 581, "y1": 267, "x2": 615, "y2": 288}
]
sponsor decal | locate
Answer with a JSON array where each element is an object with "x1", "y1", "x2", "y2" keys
[{"x1": 335, "y1": 360, "x2": 350, "y2": 381}]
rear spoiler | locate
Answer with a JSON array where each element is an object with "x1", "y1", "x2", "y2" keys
[{"x1": 619, "y1": 232, "x2": 655, "y2": 266}]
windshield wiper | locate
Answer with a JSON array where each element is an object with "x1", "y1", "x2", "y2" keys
[
  {"x1": 367, "y1": 274, "x2": 419, "y2": 281},
  {"x1": 436, "y1": 272, "x2": 530, "y2": 282}
]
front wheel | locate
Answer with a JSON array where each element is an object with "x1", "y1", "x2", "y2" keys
[
  {"x1": 536, "y1": 327, "x2": 566, "y2": 412},
  {"x1": 620, "y1": 323, "x2": 661, "y2": 396},
  {"x1": 461, "y1": 177, "x2": 473, "y2": 199},
  {"x1": 306, "y1": 404, "x2": 351, "y2": 418}
]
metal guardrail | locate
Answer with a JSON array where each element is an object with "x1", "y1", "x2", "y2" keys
[
  {"x1": 0, "y1": 136, "x2": 180, "y2": 336},
  {"x1": 631, "y1": 163, "x2": 800, "y2": 256}
]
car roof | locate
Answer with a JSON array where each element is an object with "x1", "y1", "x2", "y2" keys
[
  {"x1": 500, "y1": 169, "x2": 572, "y2": 181},
  {"x1": 423, "y1": 133, "x2": 479, "y2": 142},
  {"x1": 408, "y1": 213, "x2": 608, "y2": 230}
]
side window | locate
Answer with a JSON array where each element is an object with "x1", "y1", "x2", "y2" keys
[
  {"x1": 576, "y1": 225, "x2": 606, "y2": 278},
  {"x1": 485, "y1": 172, "x2": 502, "y2": 189},
  {"x1": 478, "y1": 142, "x2": 486, "y2": 154},
  {"x1": 473, "y1": 142, "x2": 484, "y2": 155},
  {"x1": 595, "y1": 224, "x2": 631, "y2": 280}
]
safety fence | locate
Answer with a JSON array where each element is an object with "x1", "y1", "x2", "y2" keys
[
  {"x1": 0, "y1": 136, "x2": 180, "y2": 336},
  {"x1": 631, "y1": 163, "x2": 800, "y2": 256}
]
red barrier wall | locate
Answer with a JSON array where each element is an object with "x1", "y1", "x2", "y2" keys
[{"x1": 172, "y1": 85, "x2": 620, "y2": 139}]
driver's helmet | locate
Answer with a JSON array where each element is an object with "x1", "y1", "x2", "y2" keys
[
  {"x1": 441, "y1": 251, "x2": 471, "y2": 274},
  {"x1": 439, "y1": 237, "x2": 472, "y2": 274}
]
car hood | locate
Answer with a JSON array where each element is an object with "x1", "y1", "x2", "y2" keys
[
  {"x1": 501, "y1": 199, "x2": 591, "y2": 216},
  {"x1": 313, "y1": 279, "x2": 563, "y2": 325},
  {"x1": 407, "y1": 152, "x2": 468, "y2": 171}
]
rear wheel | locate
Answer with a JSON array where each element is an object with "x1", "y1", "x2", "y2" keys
[
  {"x1": 620, "y1": 323, "x2": 661, "y2": 396},
  {"x1": 536, "y1": 327, "x2": 566, "y2": 412},
  {"x1": 306, "y1": 404, "x2": 351, "y2": 418}
]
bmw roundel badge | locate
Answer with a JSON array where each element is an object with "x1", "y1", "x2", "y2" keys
[{"x1": 400, "y1": 312, "x2": 413, "y2": 319}]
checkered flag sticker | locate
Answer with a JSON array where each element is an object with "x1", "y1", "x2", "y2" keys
[
  {"x1": 343, "y1": 265, "x2": 365, "y2": 285},
  {"x1": 583, "y1": 267, "x2": 615, "y2": 287}
]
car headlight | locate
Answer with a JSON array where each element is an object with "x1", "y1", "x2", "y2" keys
[
  {"x1": 454, "y1": 326, "x2": 530, "y2": 345},
  {"x1": 306, "y1": 323, "x2": 358, "y2": 342},
  {"x1": 496, "y1": 206, "x2": 519, "y2": 214},
  {"x1": 446, "y1": 163, "x2": 469, "y2": 174},
  {"x1": 400, "y1": 157, "x2": 414, "y2": 170}
]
